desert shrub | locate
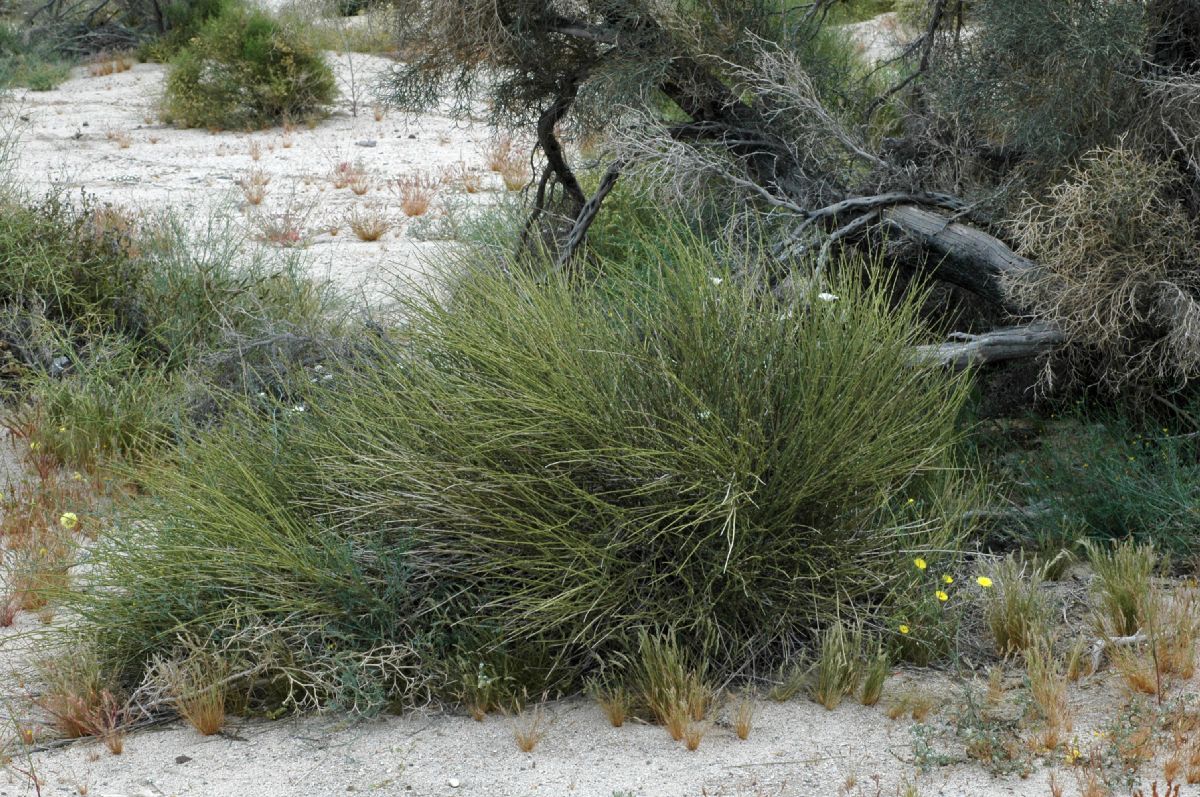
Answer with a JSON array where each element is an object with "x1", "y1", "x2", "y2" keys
[
  {"x1": 0, "y1": 194, "x2": 342, "y2": 465},
  {"x1": 136, "y1": 0, "x2": 235, "y2": 61},
  {"x1": 0, "y1": 24, "x2": 71, "y2": 91},
  {"x1": 67, "y1": 228, "x2": 973, "y2": 711},
  {"x1": 1014, "y1": 416, "x2": 1200, "y2": 559},
  {"x1": 161, "y1": 6, "x2": 335, "y2": 130},
  {"x1": 1006, "y1": 146, "x2": 1200, "y2": 392}
]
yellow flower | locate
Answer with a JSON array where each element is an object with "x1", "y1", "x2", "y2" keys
[
  {"x1": 59, "y1": 512, "x2": 78, "y2": 530},
  {"x1": 71, "y1": 472, "x2": 83, "y2": 482},
  {"x1": 941, "y1": 574, "x2": 953, "y2": 584},
  {"x1": 1065, "y1": 746, "x2": 1082, "y2": 764},
  {"x1": 29, "y1": 441, "x2": 39, "y2": 451},
  {"x1": 913, "y1": 558, "x2": 927, "y2": 571},
  {"x1": 935, "y1": 590, "x2": 949, "y2": 602},
  {"x1": 906, "y1": 498, "x2": 915, "y2": 505},
  {"x1": 976, "y1": 576, "x2": 993, "y2": 588},
  {"x1": 899, "y1": 624, "x2": 910, "y2": 634},
  {"x1": 57, "y1": 426, "x2": 66, "y2": 433}
]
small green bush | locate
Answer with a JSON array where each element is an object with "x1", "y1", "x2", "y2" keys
[
  {"x1": 161, "y1": 6, "x2": 335, "y2": 130},
  {"x1": 68, "y1": 229, "x2": 974, "y2": 711},
  {"x1": 138, "y1": 0, "x2": 234, "y2": 62}
]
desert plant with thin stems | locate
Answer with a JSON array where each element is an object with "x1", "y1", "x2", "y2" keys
[
  {"x1": 499, "y1": 155, "x2": 530, "y2": 191},
  {"x1": 151, "y1": 643, "x2": 230, "y2": 735},
  {"x1": 635, "y1": 630, "x2": 712, "y2": 740},
  {"x1": 346, "y1": 205, "x2": 391, "y2": 241},
  {"x1": 808, "y1": 620, "x2": 863, "y2": 710},
  {"x1": 105, "y1": 129, "x2": 132, "y2": 149},
  {"x1": 1024, "y1": 635, "x2": 1072, "y2": 747},
  {"x1": 986, "y1": 666, "x2": 1005, "y2": 706},
  {"x1": 886, "y1": 689, "x2": 936, "y2": 722},
  {"x1": 587, "y1": 681, "x2": 630, "y2": 727},
  {"x1": 281, "y1": 132, "x2": 294, "y2": 149},
  {"x1": 329, "y1": 161, "x2": 363, "y2": 190},
  {"x1": 255, "y1": 209, "x2": 309, "y2": 248},
  {"x1": 510, "y1": 696, "x2": 549, "y2": 752},
  {"x1": 248, "y1": 140, "x2": 262, "y2": 161},
  {"x1": 394, "y1": 171, "x2": 439, "y2": 216},
  {"x1": 484, "y1": 135, "x2": 513, "y2": 172},
  {"x1": 683, "y1": 721, "x2": 708, "y2": 751},
  {"x1": 860, "y1": 649, "x2": 888, "y2": 706},
  {"x1": 1085, "y1": 538, "x2": 1157, "y2": 637},
  {"x1": 237, "y1": 167, "x2": 270, "y2": 205},
  {"x1": 982, "y1": 555, "x2": 1052, "y2": 655},
  {"x1": 373, "y1": 105, "x2": 385, "y2": 122},
  {"x1": 34, "y1": 653, "x2": 126, "y2": 752},
  {"x1": 732, "y1": 695, "x2": 754, "y2": 740},
  {"x1": 443, "y1": 162, "x2": 482, "y2": 193},
  {"x1": 348, "y1": 170, "x2": 371, "y2": 195}
]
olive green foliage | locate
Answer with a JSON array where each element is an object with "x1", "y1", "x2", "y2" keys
[
  {"x1": 68, "y1": 228, "x2": 973, "y2": 710},
  {"x1": 0, "y1": 24, "x2": 71, "y2": 91},
  {"x1": 137, "y1": 0, "x2": 235, "y2": 61},
  {"x1": 0, "y1": 195, "x2": 340, "y2": 465},
  {"x1": 162, "y1": 6, "x2": 335, "y2": 130}
]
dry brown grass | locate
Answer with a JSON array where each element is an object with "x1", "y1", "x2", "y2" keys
[
  {"x1": 329, "y1": 161, "x2": 364, "y2": 190},
  {"x1": 348, "y1": 170, "x2": 371, "y2": 196},
  {"x1": 510, "y1": 700, "x2": 549, "y2": 753},
  {"x1": 248, "y1": 140, "x2": 262, "y2": 161},
  {"x1": 885, "y1": 689, "x2": 936, "y2": 722},
  {"x1": 1008, "y1": 146, "x2": 1200, "y2": 391},
  {"x1": 255, "y1": 209, "x2": 309, "y2": 248},
  {"x1": 1024, "y1": 636, "x2": 1072, "y2": 745},
  {"x1": 443, "y1": 162, "x2": 482, "y2": 193},
  {"x1": 346, "y1": 205, "x2": 391, "y2": 241},
  {"x1": 484, "y1": 135, "x2": 513, "y2": 172},
  {"x1": 104, "y1": 129, "x2": 132, "y2": 149},
  {"x1": 499, "y1": 155, "x2": 531, "y2": 191},
  {"x1": 394, "y1": 172, "x2": 439, "y2": 216},
  {"x1": 152, "y1": 644, "x2": 230, "y2": 736},
  {"x1": 87, "y1": 51, "x2": 133, "y2": 77},
  {"x1": 683, "y1": 721, "x2": 708, "y2": 751},
  {"x1": 237, "y1": 167, "x2": 270, "y2": 206},
  {"x1": 733, "y1": 695, "x2": 754, "y2": 740},
  {"x1": 590, "y1": 684, "x2": 630, "y2": 727}
]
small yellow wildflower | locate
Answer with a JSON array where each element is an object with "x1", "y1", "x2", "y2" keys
[
  {"x1": 906, "y1": 498, "x2": 915, "y2": 505},
  {"x1": 935, "y1": 590, "x2": 949, "y2": 602},
  {"x1": 59, "y1": 512, "x2": 78, "y2": 530},
  {"x1": 1065, "y1": 746, "x2": 1082, "y2": 765},
  {"x1": 976, "y1": 576, "x2": 993, "y2": 588},
  {"x1": 913, "y1": 558, "x2": 927, "y2": 571},
  {"x1": 29, "y1": 441, "x2": 39, "y2": 451},
  {"x1": 71, "y1": 472, "x2": 83, "y2": 482},
  {"x1": 899, "y1": 624, "x2": 910, "y2": 634},
  {"x1": 941, "y1": 574, "x2": 953, "y2": 585},
  {"x1": 57, "y1": 426, "x2": 66, "y2": 433}
]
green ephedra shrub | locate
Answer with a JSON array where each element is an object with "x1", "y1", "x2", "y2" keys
[
  {"x1": 70, "y1": 235, "x2": 974, "y2": 711},
  {"x1": 162, "y1": 6, "x2": 335, "y2": 130}
]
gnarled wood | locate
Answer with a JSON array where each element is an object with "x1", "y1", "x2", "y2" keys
[{"x1": 913, "y1": 323, "x2": 1065, "y2": 370}]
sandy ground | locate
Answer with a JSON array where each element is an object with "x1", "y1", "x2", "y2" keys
[{"x1": 5, "y1": 52, "x2": 502, "y2": 303}]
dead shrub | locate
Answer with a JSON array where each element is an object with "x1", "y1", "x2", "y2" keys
[
  {"x1": 1007, "y1": 146, "x2": 1200, "y2": 391},
  {"x1": 346, "y1": 205, "x2": 391, "y2": 241},
  {"x1": 394, "y1": 172, "x2": 439, "y2": 216}
]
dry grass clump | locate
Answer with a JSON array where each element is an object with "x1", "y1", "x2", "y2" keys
[
  {"x1": 732, "y1": 694, "x2": 754, "y2": 740},
  {"x1": 104, "y1": 129, "x2": 132, "y2": 149},
  {"x1": 329, "y1": 160, "x2": 365, "y2": 190},
  {"x1": 255, "y1": 209, "x2": 309, "y2": 247},
  {"x1": 635, "y1": 631, "x2": 713, "y2": 744},
  {"x1": 443, "y1": 162, "x2": 482, "y2": 193},
  {"x1": 394, "y1": 171, "x2": 439, "y2": 216},
  {"x1": 346, "y1": 205, "x2": 391, "y2": 241},
  {"x1": 588, "y1": 681, "x2": 631, "y2": 727},
  {"x1": 885, "y1": 688, "x2": 936, "y2": 722},
  {"x1": 347, "y1": 170, "x2": 371, "y2": 195},
  {"x1": 510, "y1": 697, "x2": 549, "y2": 752},
  {"x1": 150, "y1": 643, "x2": 230, "y2": 736},
  {"x1": 484, "y1": 135, "x2": 513, "y2": 172},
  {"x1": 982, "y1": 555, "x2": 1052, "y2": 655},
  {"x1": 1023, "y1": 636, "x2": 1072, "y2": 749},
  {"x1": 35, "y1": 654, "x2": 126, "y2": 753},
  {"x1": 237, "y1": 167, "x2": 270, "y2": 205},
  {"x1": 1086, "y1": 539, "x2": 1157, "y2": 637},
  {"x1": 87, "y1": 51, "x2": 134, "y2": 77},
  {"x1": 860, "y1": 650, "x2": 888, "y2": 706},
  {"x1": 248, "y1": 139, "x2": 262, "y2": 161},
  {"x1": 1007, "y1": 146, "x2": 1200, "y2": 391},
  {"x1": 499, "y1": 155, "x2": 530, "y2": 191},
  {"x1": 808, "y1": 620, "x2": 863, "y2": 710}
]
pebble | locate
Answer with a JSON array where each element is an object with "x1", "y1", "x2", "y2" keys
[{"x1": 448, "y1": 778, "x2": 461, "y2": 788}]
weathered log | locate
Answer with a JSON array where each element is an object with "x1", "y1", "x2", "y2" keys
[
  {"x1": 881, "y1": 205, "x2": 1039, "y2": 309},
  {"x1": 913, "y1": 323, "x2": 1065, "y2": 370}
]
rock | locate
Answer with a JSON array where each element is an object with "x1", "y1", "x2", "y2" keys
[
  {"x1": 448, "y1": 778, "x2": 461, "y2": 788},
  {"x1": 175, "y1": 754, "x2": 192, "y2": 765},
  {"x1": 355, "y1": 139, "x2": 377, "y2": 147}
]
